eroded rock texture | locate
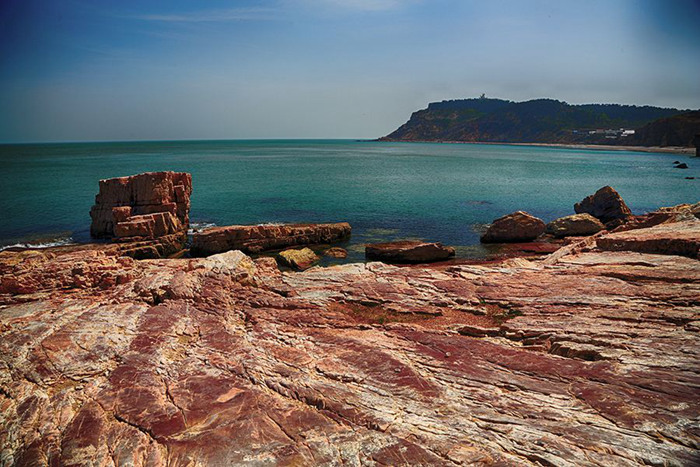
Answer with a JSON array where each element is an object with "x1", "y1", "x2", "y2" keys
[
  {"x1": 190, "y1": 222, "x2": 351, "y2": 256},
  {"x1": 89, "y1": 172, "x2": 192, "y2": 258},
  {"x1": 0, "y1": 234, "x2": 699, "y2": 465}
]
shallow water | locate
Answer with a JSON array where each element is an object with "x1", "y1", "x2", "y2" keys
[{"x1": 0, "y1": 140, "x2": 697, "y2": 261}]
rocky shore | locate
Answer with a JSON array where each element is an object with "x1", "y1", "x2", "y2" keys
[{"x1": 0, "y1": 173, "x2": 699, "y2": 465}]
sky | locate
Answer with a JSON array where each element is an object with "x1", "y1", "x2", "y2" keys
[{"x1": 1, "y1": 0, "x2": 699, "y2": 142}]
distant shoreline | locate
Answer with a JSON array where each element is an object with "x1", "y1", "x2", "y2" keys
[{"x1": 377, "y1": 139, "x2": 696, "y2": 155}]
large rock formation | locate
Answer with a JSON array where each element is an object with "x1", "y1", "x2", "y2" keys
[
  {"x1": 574, "y1": 186, "x2": 632, "y2": 224},
  {"x1": 480, "y1": 211, "x2": 545, "y2": 243},
  {"x1": 1, "y1": 226, "x2": 699, "y2": 465},
  {"x1": 546, "y1": 213, "x2": 605, "y2": 238},
  {"x1": 190, "y1": 222, "x2": 351, "y2": 256},
  {"x1": 89, "y1": 172, "x2": 192, "y2": 258},
  {"x1": 365, "y1": 241, "x2": 456, "y2": 263}
]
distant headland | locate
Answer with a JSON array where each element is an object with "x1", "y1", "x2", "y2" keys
[{"x1": 379, "y1": 97, "x2": 700, "y2": 152}]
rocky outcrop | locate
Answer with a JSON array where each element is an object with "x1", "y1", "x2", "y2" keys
[
  {"x1": 546, "y1": 213, "x2": 605, "y2": 238},
  {"x1": 1, "y1": 231, "x2": 699, "y2": 465},
  {"x1": 614, "y1": 202, "x2": 699, "y2": 232},
  {"x1": 277, "y1": 248, "x2": 319, "y2": 271},
  {"x1": 365, "y1": 241, "x2": 456, "y2": 263},
  {"x1": 597, "y1": 220, "x2": 700, "y2": 258},
  {"x1": 89, "y1": 172, "x2": 192, "y2": 258},
  {"x1": 574, "y1": 186, "x2": 632, "y2": 224},
  {"x1": 190, "y1": 222, "x2": 351, "y2": 257},
  {"x1": 481, "y1": 211, "x2": 545, "y2": 243}
]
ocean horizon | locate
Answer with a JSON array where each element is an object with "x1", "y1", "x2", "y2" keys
[{"x1": 1, "y1": 139, "x2": 697, "y2": 261}]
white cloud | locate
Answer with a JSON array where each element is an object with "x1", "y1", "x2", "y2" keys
[
  {"x1": 298, "y1": 0, "x2": 416, "y2": 12},
  {"x1": 134, "y1": 8, "x2": 277, "y2": 23}
]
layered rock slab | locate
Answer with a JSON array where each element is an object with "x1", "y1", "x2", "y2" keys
[
  {"x1": 365, "y1": 241, "x2": 456, "y2": 263},
  {"x1": 190, "y1": 222, "x2": 351, "y2": 256},
  {"x1": 597, "y1": 220, "x2": 700, "y2": 258},
  {"x1": 1, "y1": 242, "x2": 699, "y2": 465}
]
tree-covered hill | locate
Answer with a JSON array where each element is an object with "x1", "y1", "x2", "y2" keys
[{"x1": 380, "y1": 98, "x2": 698, "y2": 146}]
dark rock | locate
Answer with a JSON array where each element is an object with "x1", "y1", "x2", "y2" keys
[
  {"x1": 277, "y1": 248, "x2": 319, "y2": 271},
  {"x1": 191, "y1": 222, "x2": 351, "y2": 256},
  {"x1": 481, "y1": 211, "x2": 545, "y2": 243},
  {"x1": 365, "y1": 241, "x2": 455, "y2": 263},
  {"x1": 673, "y1": 161, "x2": 680, "y2": 164},
  {"x1": 686, "y1": 177, "x2": 696, "y2": 180},
  {"x1": 546, "y1": 214, "x2": 605, "y2": 238},
  {"x1": 674, "y1": 163, "x2": 688, "y2": 169},
  {"x1": 574, "y1": 186, "x2": 632, "y2": 223}
]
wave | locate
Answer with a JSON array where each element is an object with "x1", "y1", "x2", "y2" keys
[
  {"x1": 0, "y1": 236, "x2": 75, "y2": 252},
  {"x1": 188, "y1": 222, "x2": 217, "y2": 234}
]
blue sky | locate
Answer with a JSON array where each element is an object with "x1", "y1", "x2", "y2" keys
[{"x1": 1, "y1": 0, "x2": 699, "y2": 142}]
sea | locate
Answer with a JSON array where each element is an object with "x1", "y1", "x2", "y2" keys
[{"x1": 0, "y1": 140, "x2": 697, "y2": 262}]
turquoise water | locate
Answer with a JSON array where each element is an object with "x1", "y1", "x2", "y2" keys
[{"x1": 0, "y1": 140, "x2": 697, "y2": 260}]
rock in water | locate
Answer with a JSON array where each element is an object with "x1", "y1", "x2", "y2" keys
[
  {"x1": 481, "y1": 211, "x2": 545, "y2": 243},
  {"x1": 365, "y1": 241, "x2": 455, "y2": 263},
  {"x1": 190, "y1": 222, "x2": 351, "y2": 256},
  {"x1": 674, "y1": 163, "x2": 689, "y2": 169},
  {"x1": 574, "y1": 186, "x2": 632, "y2": 224},
  {"x1": 89, "y1": 172, "x2": 192, "y2": 258},
  {"x1": 323, "y1": 247, "x2": 348, "y2": 258},
  {"x1": 546, "y1": 213, "x2": 605, "y2": 238},
  {"x1": 277, "y1": 247, "x2": 319, "y2": 270}
]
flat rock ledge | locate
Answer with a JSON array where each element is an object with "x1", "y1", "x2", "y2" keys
[
  {"x1": 598, "y1": 220, "x2": 700, "y2": 258},
  {"x1": 190, "y1": 222, "x2": 351, "y2": 256},
  {"x1": 365, "y1": 241, "x2": 456, "y2": 263},
  {"x1": 0, "y1": 226, "x2": 699, "y2": 466}
]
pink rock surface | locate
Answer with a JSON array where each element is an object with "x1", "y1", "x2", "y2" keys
[
  {"x1": 597, "y1": 220, "x2": 700, "y2": 258},
  {"x1": 1, "y1": 233, "x2": 698, "y2": 465}
]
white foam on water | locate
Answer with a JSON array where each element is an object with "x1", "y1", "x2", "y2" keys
[
  {"x1": 188, "y1": 222, "x2": 217, "y2": 234},
  {"x1": 0, "y1": 236, "x2": 75, "y2": 252}
]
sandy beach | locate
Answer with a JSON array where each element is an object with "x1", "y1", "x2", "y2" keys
[{"x1": 380, "y1": 139, "x2": 697, "y2": 155}]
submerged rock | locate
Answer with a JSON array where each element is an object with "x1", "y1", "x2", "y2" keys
[
  {"x1": 89, "y1": 171, "x2": 192, "y2": 258},
  {"x1": 277, "y1": 247, "x2": 319, "y2": 270},
  {"x1": 190, "y1": 222, "x2": 351, "y2": 256},
  {"x1": 481, "y1": 211, "x2": 545, "y2": 243},
  {"x1": 365, "y1": 241, "x2": 455, "y2": 263},
  {"x1": 574, "y1": 186, "x2": 632, "y2": 224},
  {"x1": 546, "y1": 213, "x2": 605, "y2": 238},
  {"x1": 323, "y1": 247, "x2": 348, "y2": 258}
]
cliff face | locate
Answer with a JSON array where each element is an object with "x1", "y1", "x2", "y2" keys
[
  {"x1": 1, "y1": 222, "x2": 699, "y2": 465},
  {"x1": 630, "y1": 111, "x2": 700, "y2": 147},
  {"x1": 381, "y1": 98, "x2": 692, "y2": 146}
]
